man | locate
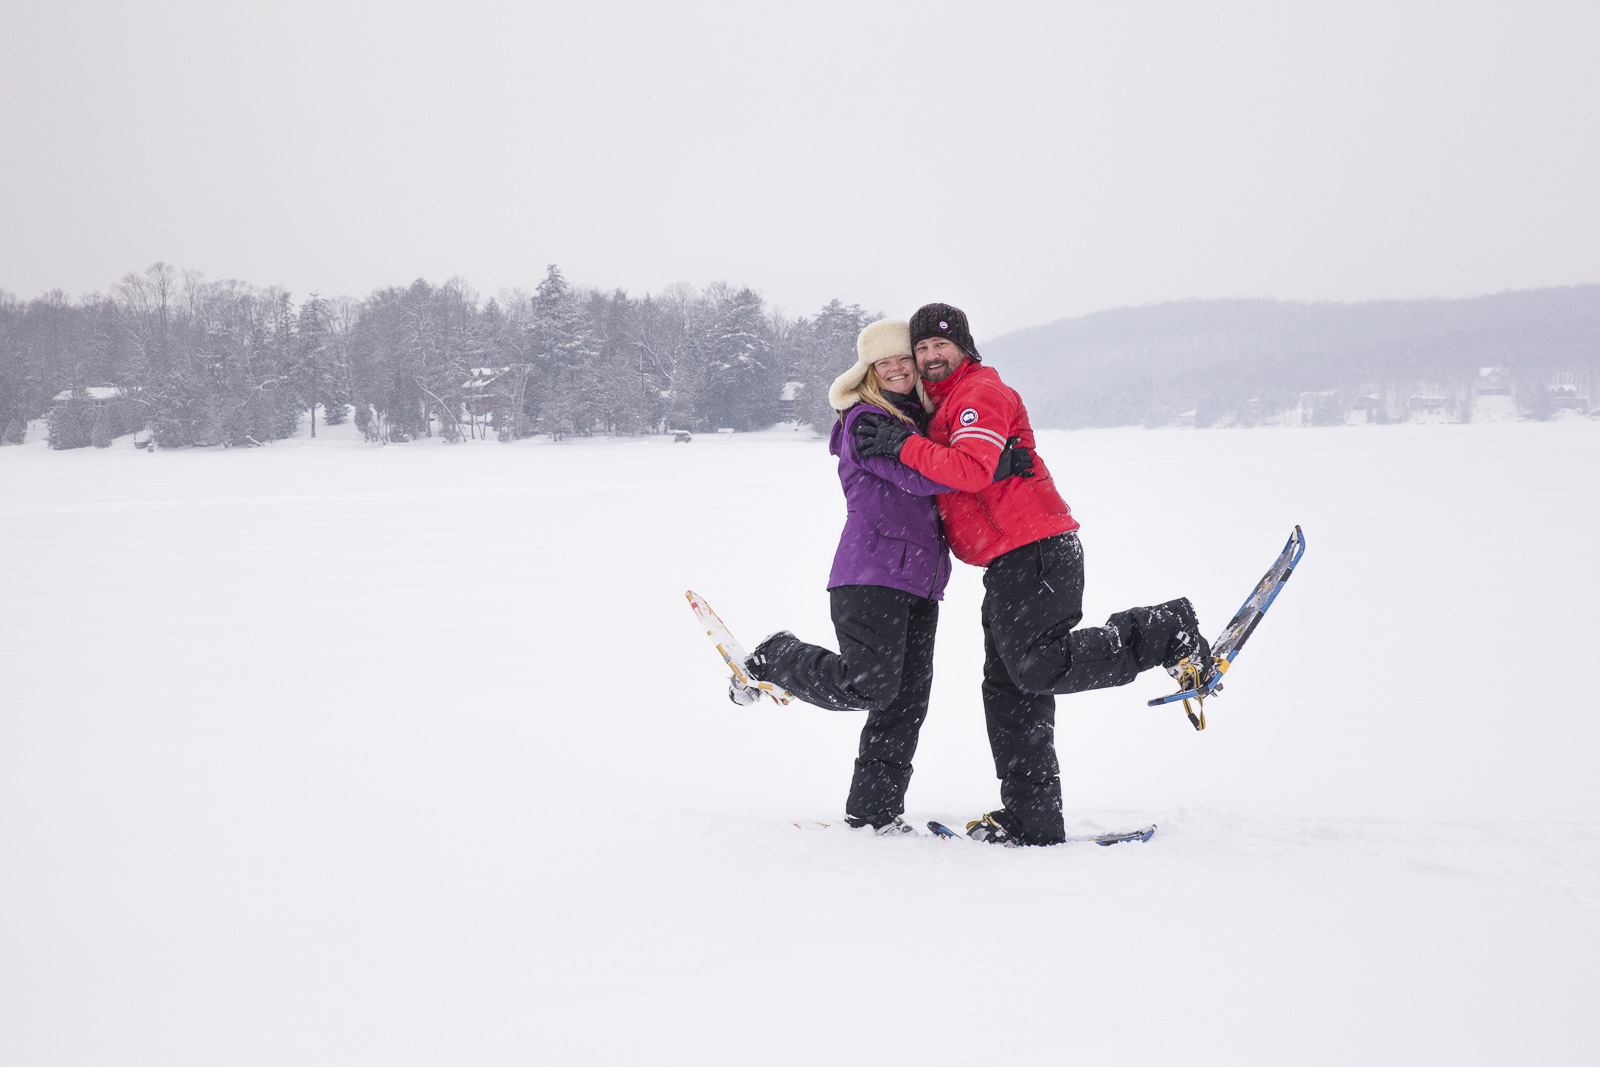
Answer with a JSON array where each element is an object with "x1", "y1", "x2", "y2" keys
[{"x1": 854, "y1": 303, "x2": 1213, "y2": 846}]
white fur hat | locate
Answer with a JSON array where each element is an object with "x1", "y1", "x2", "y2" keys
[{"x1": 828, "y1": 318, "x2": 912, "y2": 411}]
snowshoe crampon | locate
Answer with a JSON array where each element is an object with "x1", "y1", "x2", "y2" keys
[
  {"x1": 1168, "y1": 654, "x2": 1226, "y2": 730},
  {"x1": 1148, "y1": 525, "x2": 1306, "y2": 730}
]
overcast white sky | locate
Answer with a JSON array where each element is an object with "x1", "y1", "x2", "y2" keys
[{"x1": 3, "y1": 0, "x2": 1597, "y2": 334}]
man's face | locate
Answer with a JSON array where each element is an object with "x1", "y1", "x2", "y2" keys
[{"x1": 915, "y1": 337, "x2": 966, "y2": 382}]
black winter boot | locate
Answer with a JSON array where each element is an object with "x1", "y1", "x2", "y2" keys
[
  {"x1": 1158, "y1": 598, "x2": 1206, "y2": 669},
  {"x1": 748, "y1": 630, "x2": 802, "y2": 680},
  {"x1": 728, "y1": 631, "x2": 803, "y2": 706},
  {"x1": 1163, "y1": 598, "x2": 1218, "y2": 693}
]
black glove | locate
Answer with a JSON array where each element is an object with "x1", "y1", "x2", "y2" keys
[
  {"x1": 853, "y1": 415, "x2": 915, "y2": 460},
  {"x1": 993, "y1": 436, "x2": 1036, "y2": 481}
]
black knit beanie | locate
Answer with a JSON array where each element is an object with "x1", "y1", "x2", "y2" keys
[{"x1": 909, "y1": 303, "x2": 980, "y2": 360}]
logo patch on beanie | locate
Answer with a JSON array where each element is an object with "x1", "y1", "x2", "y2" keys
[
  {"x1": 959, "y1": 408, "x2": 979, "y2": 426},
  {"x1": 939, "y1": 320, "x2": 949, "y2": 329}
]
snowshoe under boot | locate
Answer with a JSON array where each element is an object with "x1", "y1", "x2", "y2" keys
[
  {"x1": 846, "y1": 813, "x2": 917, "y2": 836},
  {"x1": 965, "y1": 812, "x2": 1020, "y2": 846}
]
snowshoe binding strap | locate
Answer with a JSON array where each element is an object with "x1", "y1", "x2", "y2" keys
[{"x1": 1177, "y1": 656, "x2": 1227, "y2": 731}]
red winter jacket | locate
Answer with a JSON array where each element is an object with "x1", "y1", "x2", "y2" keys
[{"x1": 898, "y1": 358, "x2": 1079, "y2": 567}]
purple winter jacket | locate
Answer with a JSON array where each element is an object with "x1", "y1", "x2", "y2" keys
[{"x1": 826, "y1": 395, "x2": 955, "y2": 601}]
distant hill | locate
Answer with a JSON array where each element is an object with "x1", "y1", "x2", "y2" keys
[{"x1": 980, "y1": 286, "x2": 1600, "y2": 428}]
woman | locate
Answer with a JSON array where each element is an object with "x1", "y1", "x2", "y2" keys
[{"x1": 738, "y1": 318, "x2": 1026, "y2": 835}]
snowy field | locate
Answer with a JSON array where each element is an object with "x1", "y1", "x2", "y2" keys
[{"x1": 3, "y1": 417, "x2": 1598, "y2": 1065}]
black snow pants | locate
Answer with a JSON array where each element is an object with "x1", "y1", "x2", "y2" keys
[
  {"x1": 982, "y1": 532, "x2": 1193, "y2": 845},
  {"x1": 753, "y1": 585, "x2": 939, "y2": 823}
]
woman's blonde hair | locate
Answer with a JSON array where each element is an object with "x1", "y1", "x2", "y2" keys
[{"x1": 846, "y1": 363, "x2": 933, "y2": 426}]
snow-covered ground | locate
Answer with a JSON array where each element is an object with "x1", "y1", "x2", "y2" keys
[{"x1": 3, "y1": 419, "x2": 1597, "y2": 1065}]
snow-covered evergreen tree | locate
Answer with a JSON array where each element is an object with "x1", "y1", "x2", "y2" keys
[
  {"x1": 586, "y1": 289, "x2": 651, "y2": 434},
  {"x1": 794, "y1": 299, "x2": 869, "y2": 430},
  {"x1": 297, "y1": 294, "x2": 353, "y2": 434},
  {"x1": 631, "y1": 285, "x2": 697, "y2": 432},
  {"x1": 46, "y1": 396, "x2": 92, "y2": 449},
  {"x1": 526, "y1": 265, "x2": 602, "y2": 437},
  {"x1": 697, "y1": 284, "x2": 779, "y2": 430},
  {"x1": 90, "y1": 408, "x2": 113, "y2": 447}
]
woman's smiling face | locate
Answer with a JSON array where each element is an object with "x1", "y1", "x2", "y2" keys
[{"x1": 872, "y1": 353, "x2": 917, "y2": 394}]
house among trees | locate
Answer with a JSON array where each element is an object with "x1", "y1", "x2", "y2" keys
[
  {"x1": 1408, "y1": 393, "x2": 1451, "y2": 424},
  {"x1": 1472, "y1": 367, "x2": 1518, "y2": 422},
  {"x1": 1474, "y1": 367, "x2": 1511, "y2": 396},
  {"x1": 1293, "y1": 390, "x2": 1342, "y2": 427},
  {"x1": 1346, "y1": 394, "x2": 1384, "y2": 425},
  {"x1": 51, "y1": 386, "x2": 124, "y2": 407},
  {"x1": 1550, "y1": 382, "x2": 1589, "y2": 412},
  {"x1": 462, "y1": 368, "x2": 512, "y2": 418},
  {"x1": 778, "y1": 381, "x2": 803, "y2": 422},
  {"x1": 46, "y1": 386, "x2": 143, "y2": 449}
]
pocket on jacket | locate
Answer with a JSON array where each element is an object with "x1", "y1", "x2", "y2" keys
[{"x1": 867, "y1": 533, "x2": 908, "y2": 571}]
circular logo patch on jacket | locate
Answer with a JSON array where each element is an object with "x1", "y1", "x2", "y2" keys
[{"x1": 959, "y1": 408, "x2": 979, "y2": 426}]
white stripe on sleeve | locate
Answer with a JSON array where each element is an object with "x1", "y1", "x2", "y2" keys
[{"x1": 950, "y1": 426, "x2": 1008, "y2": 449}]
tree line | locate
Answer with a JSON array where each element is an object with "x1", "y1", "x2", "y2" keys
[{"x1": 0, "y1": 263, "x2": 875, "y2": 449}]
